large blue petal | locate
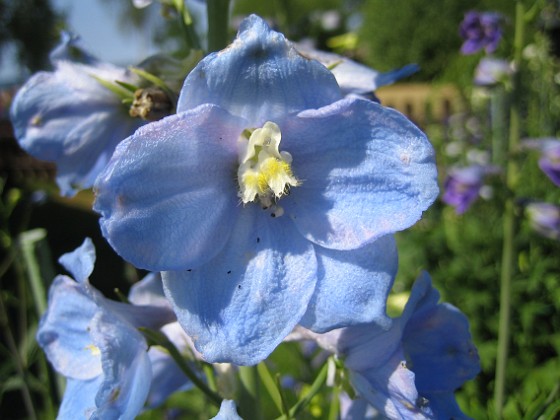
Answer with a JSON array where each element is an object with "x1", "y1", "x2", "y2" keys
[
  {"x1": 10, "y1": 61, "x2": 142, "y2": 196},
  {"x1": 300, "y1": 235, "x2": 397, "y2": 332},
  {"x1": 282, "y1": 97, "x2": 438, "y2": 250},
  {"x1": 57, "y1": 377, "x2": 102, "y2": 420},
  {"x1": 90, "y1": 311, "x2": 151, "y2": 420},
  {"x1": 94, "y1": 105, "x2": 244, "y2": 271},
  {"x1": 162, "y1": 206, "x2": 317, "y2": 365},
  {"x1": 36, "y1": 276, "x2": 102, "y2": 380},
  {"x1": 177, "y1": 15, "x2": 341, "y2": 125}
]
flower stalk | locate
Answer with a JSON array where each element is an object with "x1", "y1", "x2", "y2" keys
[{"x1": 494, "y1": 0, "x2": 525, "y2": 416}]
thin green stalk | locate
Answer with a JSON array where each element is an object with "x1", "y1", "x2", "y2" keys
[
  {"x1": 173, "y1": 0, "x2": 201, "y2": 50},
  {"x1": 239, "y1": 365, "x2": 263, "y2": 420},
  {"x1": 274, "y1": 361, "x2": 329, "y2": 420},
  {"x1": 140, "y1": 328, "x2": 222, "y2": 406},
  {"x1": 18, "y1": 229, "x2": 49, "y2": 318},
  {"x1": 203, "y1": 364, "x2": 218, "y2": 392},
  {"x1": 494, "y1": 1, "x2": 525, "y2": 417},
  {"x1": 256, "y1": 362, "x2": 284, "y2": 414},
  {"x1": 490, "y1": 85, "x2": 507, "y2": 166},
  {"x1": 207, "y1": 0, "x2": 230, "y2": 53},
  {"x1": 0, "y1": 291, "x2": 37, "y2": 420}
]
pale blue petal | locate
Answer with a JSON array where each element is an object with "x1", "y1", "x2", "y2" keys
[
  {"x1": 162, "y1": 206, "x2": 317, "y2": 365},
  {"x1": 374, "y1": 64, "x2": 420, "y2": 90},
  {"x1": 300, "y1": 235, "x2": 397, "y2": 332},
  {"x1": 423, "y1": 392, "x2": 472, "y2": 420},
  {"x1": 90, "y1": 311, "x2": 151, "y2": 420},
  {"x1": 404, "y1": 304, "x2": 480, "y2": 393},
  {"x1": 295, "y1": 44, "x2": 419, "y2": 95},
  {"x1": 128, "y1": 272, "x2": 170, "y2": 308},
  {"x1": 49, "y1": 32, "x2": 99, "y2": 65},
  {"x1": 57, "y1": 377, "x2": 101, "y2": 420},
  {"x1": 282, "y1": 97, "x2": 438, "y2": 250},
  {"x1": 147, "y1": 346, "x2": 192, "y2": 407},
  {"x1": 94, "y1": 105, "x2": 244, "y2": 271},
  {"x1": 10, "y1": 61, "x2": 142, "y2": 196},
  {"x1": 211, "y1": 400, "x2": 242, "y2": 420},
  {"x1": 58, "y1": 238, "x2": 96, "y2": 283},
  {"x1": 177, "y1": 15, "x2": 341, "y2": 125},
  {"x1": 36, "y1": 276, "x2": 102, "y2": 380},
  {"x1": 351, "y1": 352, "x2": 432, "y2": 419}
]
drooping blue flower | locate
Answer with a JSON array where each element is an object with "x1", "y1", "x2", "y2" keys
[
  {"x1": 94, "y1": 15, "x2": 438, "y2": 365},
  {"x1": 442, "y1": 165, "x2": 498, "y2": 214},
  {"x1": 459, "y1": 11, "x2": 503, "y2": 55},
  {"x1": 10, "y1": 35, "x2": 145, "y2": 197},
  {"x1": 296, "y1": 272, "x2": 480, "y2": 420},
  {"x1": 36, "y1": 239, "x2": 190, "y2": 418}
]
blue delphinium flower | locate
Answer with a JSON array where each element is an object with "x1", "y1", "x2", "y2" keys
[
  {"x1": 525, "y1": 201, "x2": 560, "y2": 240},
  {"x1": 442, "y1": 165, "x2": 498, "y2": 214},
  {"x1": 297, "y1": 272, "x2": 480, "y2": 419},
  {"x1": 523, "y1": 138, "x2": 560, "y2": 187},
  {"x1": 36, "y1": 239, "x2": 191, "y2": 418},
  {"x1": 459, "y1": 11, "x2": 503, "y2": 55},
  {"x1": 94, "y1": 15, "x2": 438, "y2": 365},
  {"x1": 10, "y1": 35, "x2": 145, "y2": 197}
]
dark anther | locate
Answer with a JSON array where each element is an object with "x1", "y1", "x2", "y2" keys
[{"x1": 129, "y1": 87, "x2": 173, "y2": 121}]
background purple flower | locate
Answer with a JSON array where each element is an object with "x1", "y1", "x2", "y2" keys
[
  {"x1": 523, "y1": 138, "x2": 560, "y2": 187},
  {"x1": 525, "y1": 202, "x2": 560, "y2": 240},
  {"x1": 459, "y1": 11, "x2": 503, "y2": 55},
  {"x1": 442, "y1": 165, "x2": 498, "y2": 214}
]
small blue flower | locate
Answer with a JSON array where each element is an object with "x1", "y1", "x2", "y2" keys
[
  {"x1": 298, "y1": 272, "x2": 480, "y2": 419},
  {"x1": 37, "y1": 239, "x2": 189, "y2": 418},
  {"x1": 10, "y1": 35, "x2": 145, "y2": 196},
  {"x1": 94, "y1": 15, "x2": 438, "y2": 365}
]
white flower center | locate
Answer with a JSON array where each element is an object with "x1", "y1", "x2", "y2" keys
[{"x1": 237, "y1": 121, "x2": 300, "y2": 216}]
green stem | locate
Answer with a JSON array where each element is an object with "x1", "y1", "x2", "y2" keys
[
  {"x1": 0, "y1": 290, "x2": 38, "y2": 420},
  {"x1": 140, "y1": 328, "x2": 222, "y2": 406},
  {"x1": 494, "y1": 1, "x2": 525, "y2": 417},
  {"x1": 173, "y1": 0, "x2": 201, "y2": 50},
  {"x1": 274, "y1": 361, "x2": 329, "y2": 420},
  {"x1": 238, "y1": 365, "x2": 263, "y2": 420},
  {"x1": 207, "y1": 0, "x2": 230, "y2": 53},
  {"x1": 490, "y1": 85, "x2": 507, "y2": 166}
]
